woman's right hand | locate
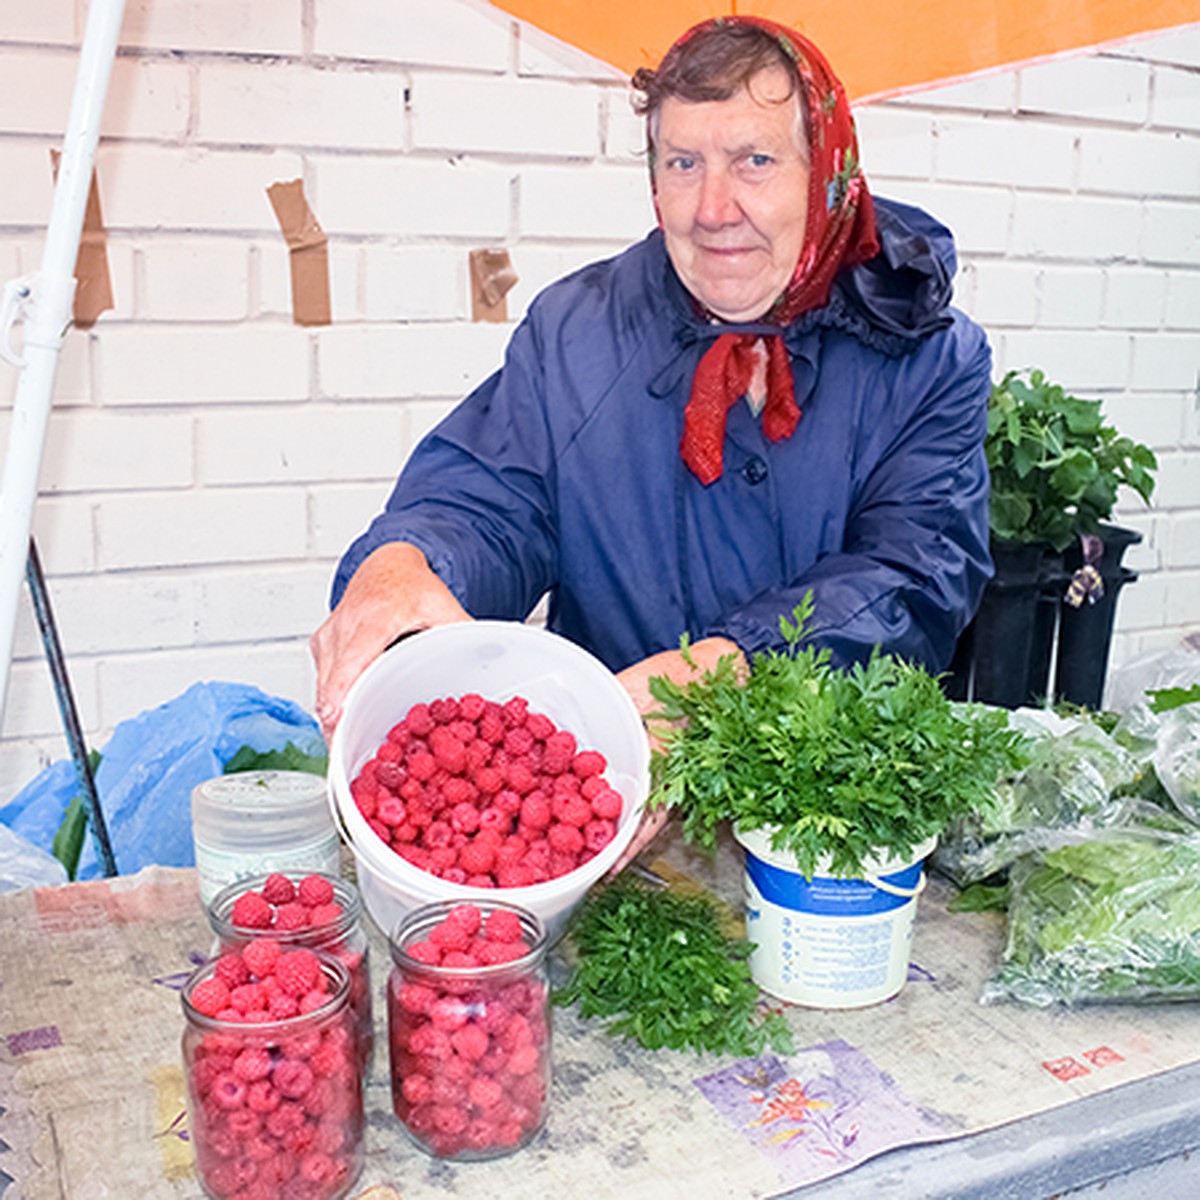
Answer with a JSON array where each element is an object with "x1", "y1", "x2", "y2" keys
[{"x1": 310, "y1": 542, "x2": 470, "y2": 742}]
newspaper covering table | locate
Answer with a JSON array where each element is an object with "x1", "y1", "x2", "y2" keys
[{"x1": 4, "y1": 828, "x2": 1200, "y2": 1200}]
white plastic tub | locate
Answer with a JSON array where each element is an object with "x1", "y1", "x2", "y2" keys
[
  {"x1": 735, "y1": 825, "x2": 937, "y2": 1009},
  {"x1": 328, "y1": 621, "x2": 650, "y2": 944}
]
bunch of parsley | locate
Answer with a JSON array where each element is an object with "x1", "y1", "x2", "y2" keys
[
  {"x1": 552, "y1": 876, "x2": 793, "y2": 1056},
  {"x1": 647, "y1": 599, "x2": 1028, "y2": 879}
]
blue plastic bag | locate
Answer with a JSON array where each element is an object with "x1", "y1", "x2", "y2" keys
[{"x1": 0, "y1": 681, "x2": 324, "y2": 880}]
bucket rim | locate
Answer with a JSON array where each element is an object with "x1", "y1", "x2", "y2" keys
[{"x1": 732, "y1": 823, "x2": 938, "y2": 880}]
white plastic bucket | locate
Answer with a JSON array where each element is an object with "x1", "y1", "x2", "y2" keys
[
  {"x1": 735, "y1": 826, "x2": 936, "y2": 1009},
  {"x1": 328, "y1": 621, "x2": 650, "y2": 944}
]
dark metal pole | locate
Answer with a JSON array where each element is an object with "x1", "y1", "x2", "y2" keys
[{"x1": 24, "y1": 537, "x2": 118, "y2": 877}]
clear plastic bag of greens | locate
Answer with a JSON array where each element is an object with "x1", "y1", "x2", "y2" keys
[
  {"x1": 980, "y1": 828, "x2": 1200, "y2": 1007},
  {"x1": 1154, "y1": 704, "x2": 1200, "y2": 825},
  {"x1": 932, "y1": 709, "x2": 1165, "y2": 888}
]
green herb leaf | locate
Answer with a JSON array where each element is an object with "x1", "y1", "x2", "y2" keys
[
  {"x1": 985, "y1": 369, "x2": 1157, "y2": 549},
  {"x1": 553, "y1": 877, "x2": 794, "y2": 1057}
]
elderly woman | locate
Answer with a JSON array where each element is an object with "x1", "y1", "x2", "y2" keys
[{"x1": 312, "y1": 17, "x2": 993, "y2": 861}]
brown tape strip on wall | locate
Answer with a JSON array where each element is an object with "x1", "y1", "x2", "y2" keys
[
  {"x1": 470, "y1": 248, "x2": 518, "y2": 323},
  {"x1": 266, "y1": 178, "x2": 331, "y2": 327},
  {"x1": 49, "y1": 149, "x2": 114, "y2": 329}
]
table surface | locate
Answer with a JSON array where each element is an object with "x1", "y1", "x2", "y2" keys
[{"x1": 3, "y1": 831, "x2": 1200, "y2": 1200}]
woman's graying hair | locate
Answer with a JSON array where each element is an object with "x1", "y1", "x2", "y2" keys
[{"x1": 632, "y1": 20, "x2": 810, "y2": 161}]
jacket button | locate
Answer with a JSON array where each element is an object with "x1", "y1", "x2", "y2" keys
[{"x1": 742, "y1": 457, "x2": 768, "y2": 485}]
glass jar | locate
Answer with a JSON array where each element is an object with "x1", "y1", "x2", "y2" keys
[
  {"x1": 387, "y1": 900, "x2": 551, "y2": 1161},
  {"x1": 207, "y1": 871, "x2": 374, "y2": 1074},
  {"x1": 181, "y1": 952, "x2": 365, "y2": 1200}
]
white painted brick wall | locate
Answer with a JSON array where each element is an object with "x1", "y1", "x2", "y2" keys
[
  {"x1": 196, "y1": 63, "x2": 406, "y2": 152},
  {"x1": 1, "y1": 3, "x2": 1198, "y2": 806},
  {"x1": 409, "y1": 73, "x2": 601, "y2": 158}
]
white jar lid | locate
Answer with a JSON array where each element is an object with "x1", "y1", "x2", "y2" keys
[{"x1": 191, "y1": 770, "x2": 333, "y2": 850}]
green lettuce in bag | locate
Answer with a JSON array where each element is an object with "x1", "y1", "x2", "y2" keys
[{"x1": 981, "y1": 830, "x2": 1200, "y2": 1007}]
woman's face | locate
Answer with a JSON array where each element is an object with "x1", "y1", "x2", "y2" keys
[{"x1": 654, "y1": 65, "x2": 810, "y2": 323}]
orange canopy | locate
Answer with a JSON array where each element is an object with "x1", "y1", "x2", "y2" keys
[{"x1": 493, "y1": 0, "x2": 1199, "y2": 101}]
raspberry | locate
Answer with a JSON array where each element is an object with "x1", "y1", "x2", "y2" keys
[
  {"x1": 275, "y1": 949, "x2": 322, "y2": 997},
  {"x1": 233, "y1": 1047, "x2": 272, "y2": 1082},
  {"x1": 504, "y1": 761, "x2": 537, "y2": 795},
  {"x1": 525, "y1": 711, "x2": 555, "y2": 741},
  {"x1": 402, "y1": 1074, "x2": 434, "y2": 1108},
  {"x1": 429, "y1": 727, "x2": 467, "y2": 774},
  {"x1": 268, "y1": 992, "x2": 300, "y2": 1020},
  {"x1": 407, "y1": 940, "x2": 442, "y2": 966},
  {"x1": 446, "y1": 903, "x2": 482, "y2": 936},
  {"x1": 429, "y1": 696, "x2": 460, "y2": 724},
  {"x1": 406, "y1": 703, "x2": 434, "y2": 736},
  {"x1": 519, "y1": 791, "x2": 551, "y2": 829},
  {"x1": 473, "y1": 765, "x2": 504, "y2": 795},
  {"x1": 230, "y1": 982, "x2": 268, "y2": 1013},
  {"x1": 572, "y1": 749, "x2": 607, "y2": 778},
  {"x1": 584, "y1": 818, "x2": 616, "y2": 853},
  {"x1": 503, "y1": 726, "x2": 535, "y2": 756},
  {"x1": 210, "y1": 1072, "x2": 247, "y2": 1109},
  {"x1": 376, "y1": 794, "x2": 406, "y2": 825},
  {"x1": 429, "y1": 997, "x2": 469, "y2": 1031},
  {"x1": 231, "y1": 891, "x2": 273, "y2": 929},
  {"x1": 274, "y1": 1058, "x2": 315, "y2": 1100},
  {"x1": 307, "y1": 901, "x2": 344, "y2": 928},
  {"x1": 442, "y1": 776, "x2": 475, "y2": 807},
  {"x1": 459, "y1": 839, "x2": 496, "y2": 876},
  {"x1": 450, "y1": 1023, "x2": 489, "y2": 1061},
  {"x1": 590, "y1": 786, "x2": 623, "y2": 819},
  {"x1": 300, "y1": 1151, "x2": 337, "y2": 1184},
  {"x1": 297, "y1": 874, "x2": 335, "y2": 908},
  {"x1": 449, "y1": 801, "x2": 480, "y2": 835},
  {"x1": 260, "y1": 873, "x2": 295, "y2": 905},
  {"x1": 548, "y1": 823, "x2": 584, "y2": 857},
  {"x1": 459, "y1": 693, "x2": 487, "y2": 721},
  {"x1": 468, "y1": 1075, "x2": 504, "y2": 1109},
  {"x1": 429, "y1": 920, "x2": 472, "y2": 952},
  {"x1": 408, "y1": 750, "x2": 437, "y2": 782},
  {"x1": 507, "y1": 1043, "x2": 540, "y2": 1075},
  {"x1": 376, "y1": 760, "x2": 406, "y2": 790},
  {"x1": 484, "y1": 908, "x2": 524, "y2": 943},
  {"x1": 478, "y1": 939, "x2": 527, "y2": 965},
  {"x1": 477, "y1": 710, "x2": 505, "y2": 745},
  {"x1": 246, "y1": 1080, "x2": 281, "y2": 1113},
  {"x1": 241, "y1": 937, "x2": 282, "y2": 979},
  {"x1": 190, "y1": 976, "x2": 230, "y2": 1017},
  {"x1": 273, "y1": 902, "x2": 311, "y2": 931}
]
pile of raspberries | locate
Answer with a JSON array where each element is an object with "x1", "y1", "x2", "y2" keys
[{"x1": 350, "y1": 694, "x2": 624, "y2": 888}]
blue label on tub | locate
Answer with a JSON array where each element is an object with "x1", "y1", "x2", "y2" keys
[{"x1": 744, "y1": 852, "x2": 923, "y2": 917}]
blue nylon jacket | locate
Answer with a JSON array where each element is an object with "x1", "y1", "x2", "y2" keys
[{"x1": 332, "y1": 197, "x2": 994, "y2": 675}]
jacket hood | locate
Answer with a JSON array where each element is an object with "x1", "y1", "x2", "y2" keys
[{"x1": 824, "y1": 195, "x2": 957, "y2": 353}]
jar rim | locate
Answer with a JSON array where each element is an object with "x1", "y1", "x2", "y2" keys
[
  {"x1": 206, "y1": 870, "x2": 363, "y2": 943},
  {"x1": 181, "y1": 947, "x2": 351, "y2": 1031},
  {"x1": 388, "y1": 898, "x2": 546, "y2": 975}
]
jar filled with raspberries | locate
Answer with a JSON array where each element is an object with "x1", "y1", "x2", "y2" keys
[
  {"x1": 207, "y1": 872, "x2": 374, "y2": 1073},
  {"x1": 181, "y1": 945, "x2": 365, "y2": 1200},
  {"x1": 387, "y1": 900, "x2": 551, "y2": 1161}
]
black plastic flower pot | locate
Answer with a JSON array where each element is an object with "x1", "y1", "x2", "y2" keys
[
  {"x1": 958, "y1": 540, "x2": 1053, "y2": 710},
  {"x1": 1053, "y1": 525, "x2": 1142, "y2": 710}
]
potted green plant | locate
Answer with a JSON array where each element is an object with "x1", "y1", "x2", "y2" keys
[
  {"x1": 646, "y1": 597, "x2": 1027, "y2": 1008},
  {"x1": 946, "y1": 368, "x2": 1158, "y2": 710}
]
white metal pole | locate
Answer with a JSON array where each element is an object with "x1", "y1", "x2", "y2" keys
[{"x1": 0, "y1": 0, "x2": 128, "y2": 728}]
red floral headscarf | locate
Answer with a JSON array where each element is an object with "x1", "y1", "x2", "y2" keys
[{"x1": 647, "y1": 17, "x2": 879, "y2": 484}]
